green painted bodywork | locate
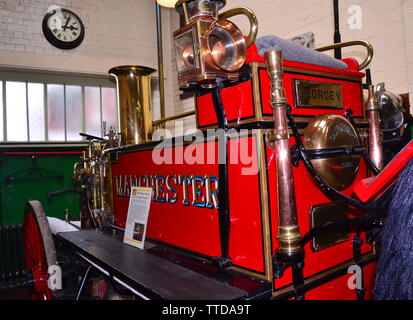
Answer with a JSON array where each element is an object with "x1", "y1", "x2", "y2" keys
[{"x1": 0, "y1": 152, "x2": 81, "y2": 226}]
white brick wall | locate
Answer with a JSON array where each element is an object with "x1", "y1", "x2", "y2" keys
[
  {"x1": 0, "y1": 0, "x2": 159, "y2": 74},
  {"x1": 403, "y1": 0, "x2": 413, "y2": 105}
]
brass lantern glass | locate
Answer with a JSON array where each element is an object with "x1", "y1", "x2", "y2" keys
[{"x1": 175, "y1": 29, "x2": 199, "y2": 73}]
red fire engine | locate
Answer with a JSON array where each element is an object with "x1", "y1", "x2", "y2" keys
[{"x1": 23, "y1": 0, "x2": 413, "y2": 300}]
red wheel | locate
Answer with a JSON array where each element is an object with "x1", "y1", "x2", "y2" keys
[{"x1": 23, "y1": 201, "x2": 57, "y2": 300}]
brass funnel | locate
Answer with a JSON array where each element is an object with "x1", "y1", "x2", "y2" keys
[{"x1": 109, "y1": 66, "x2": 156, "y2": 145}]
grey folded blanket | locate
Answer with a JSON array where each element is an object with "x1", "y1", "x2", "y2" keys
[{"x1": 255, "y1": 35, "x2": 348, "y2": 70}]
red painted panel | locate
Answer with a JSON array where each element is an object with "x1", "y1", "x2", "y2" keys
[
  {"x1": 197, "y1": 81, "x2": 255, "y2": 128},
  {"x1": 228, "y1": 135, "x2": 265, "y2": 273},
  {"x1": 304, "y1": 262, "x2": 377, "y2": 300},
  {"x1": 111, "y1": 142, "x2": 222, "y2": 258},
  {"x1": 197, "y1": 94, "x2": 217, "y2": 128},
  {"x1": 354, "y1": 140, "x2": 413, "y2": 202}
]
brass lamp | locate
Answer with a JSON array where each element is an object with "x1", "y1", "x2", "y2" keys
[{"x1": 173, "y1": 0, "x2": 258, "y2": 88}]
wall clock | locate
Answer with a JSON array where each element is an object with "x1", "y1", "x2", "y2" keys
[{"x1": 42, "y1": 8, "x2": 85, "y2": 50}]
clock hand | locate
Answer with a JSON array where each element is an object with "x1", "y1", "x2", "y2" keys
[{"x1": 63, "y1": 16, "x2": 72, "y2": 30}]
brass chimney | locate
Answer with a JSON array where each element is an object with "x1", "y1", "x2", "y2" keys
[{"x1": 109, "y1": 66, "x2": 156, "y2": 145}]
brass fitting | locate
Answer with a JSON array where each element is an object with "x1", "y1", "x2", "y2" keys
[
  {"x1": 277, "y1": 225, "x2": 303, "y2": 255},
  {"x1": 366, "y1": 86, "x2": 380, "y2": 112},
  {"x1": 264, "y1": 50, "x2": 287, "y2": 107}
]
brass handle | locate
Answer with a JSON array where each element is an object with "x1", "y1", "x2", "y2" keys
[
  {"x1": 152, "y1": 110, "x2": 196, "y2": 127},
  {"x1": 315, "y1": 40, "x2": 374, "y2": 70},
  {"x1": 218, "y1": 7, "x2": 258, "y2": 48}
]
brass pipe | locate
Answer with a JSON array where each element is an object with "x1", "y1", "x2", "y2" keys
[
  {"x1": 109, "y1": 66, "x2": 156, "y2": 145},
  {"x1": 265, "y1": 50, "x2": 302, "y2": 256},
  {"x1": 152, "y1": 110, "x2": 196, "y2": 127},
  {"x1": 99, "y1": 165, "x2": 105, "y2": 211},
  {"x1": 219, "y1": 6, "x2": 258, "y2": 48},
  {"x1": 181, "y1": 1, "x2": 190, "y2": 24},
  {"x1": 156, "y1": 4, "x2": 166, "y2": 127},
  {"x1": 315, "y1": 40, "x2": 374, "y2": 70},
  {"x1": 91, "y1": 164, "x2": 98, "y2": 210},
  {"x1": 366, "y1": 85, "x2": 384, "y2": 170}
]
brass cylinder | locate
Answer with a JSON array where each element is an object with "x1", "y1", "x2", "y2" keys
[
  {"x1": 109, "y1": 66, "x2": 156, "y2": 145},
  {"x1": 366, "y1": 85, "x2": 384, "y2": 170},
  {"x1": 265, "y1": 50, "x2": 302, "y2": 255}
]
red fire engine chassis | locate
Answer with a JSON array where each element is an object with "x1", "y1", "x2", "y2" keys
[
  {"x1": 24, "y1": 45, "x2": 413, "y2": 299},
  {"x1": 105, "y1": 54, "x2": 380, "y2": 299}
]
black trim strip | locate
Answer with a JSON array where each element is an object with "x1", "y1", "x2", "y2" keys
[
  {"x1": 211, "y1": 86, "x2": 231, "y2": 266},
  {"x1": 306, "y1": 146, "x2": 364, "y2": 160},
  {"x1": 284, "y1": 70, "x2": 362, "y2": 83}
]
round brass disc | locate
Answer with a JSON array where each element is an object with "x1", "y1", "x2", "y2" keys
[{"x1": 303, "y1": 114, "x2": 361, "y2": 191}]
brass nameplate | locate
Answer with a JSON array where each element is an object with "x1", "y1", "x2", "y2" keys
[
  {"x1": 294, "y1": 80, "x2": 343, "y2": 109},
  {"x1": 309, "y1": 202, "x2": 349, "y2": 252}
]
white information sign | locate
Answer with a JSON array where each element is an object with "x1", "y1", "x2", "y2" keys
[{"x1": 123, "y1": 187, "x2": 152, "y2": 250}]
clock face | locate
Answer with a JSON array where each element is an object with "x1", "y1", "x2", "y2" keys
[{"x1": 42, "y1": 8, "x2": 85, "y2": 50}]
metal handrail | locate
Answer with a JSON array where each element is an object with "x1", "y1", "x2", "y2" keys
[
  {"x1": 152, "y1": 110, "x2": 196, "y2": 127},
  {"x1": 315, "y1": 40, "x2": 374, "y2": 70}
]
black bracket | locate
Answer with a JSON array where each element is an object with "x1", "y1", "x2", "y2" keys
[
  {"x1": 291, "y1": 145, "x2": 301, "y2": 167},
  {"x1": 352, "y1": 234, "x2": 366, "y2": 300},
  {"x1": 273, "y1": 251, "x2": 306, "y2": 300},
  {"x1": 212, "y1": 256, "x2": 233, "y2": 270}
]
